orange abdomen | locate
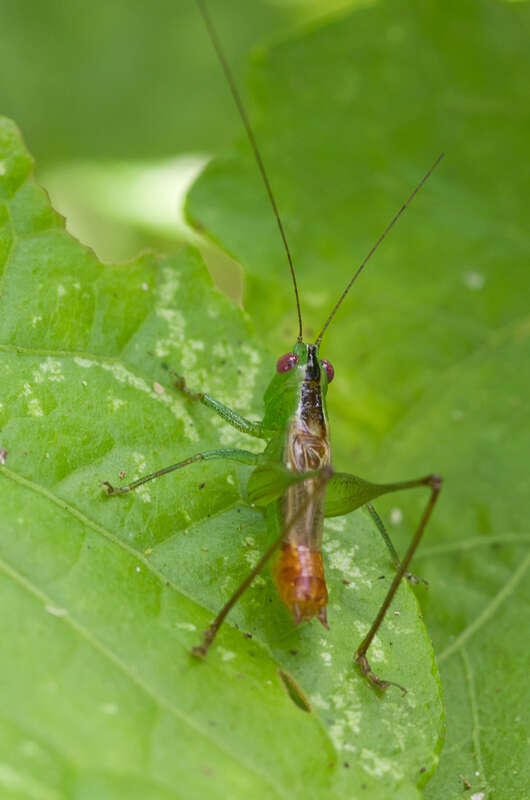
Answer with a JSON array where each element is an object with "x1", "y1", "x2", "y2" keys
[{"x1": 274, "y1": 543, "x2": 329, "y2": 628}]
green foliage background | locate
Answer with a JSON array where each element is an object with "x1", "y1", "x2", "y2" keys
[{"x1": 1, "y1": 0, "x2": 529, "y2": 798}]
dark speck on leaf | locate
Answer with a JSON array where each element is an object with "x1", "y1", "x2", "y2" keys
[
  {"x1": 244, "y1": 632, "x2": 252, "y2": 639},
  {"x1": 289, "y1": 649, "x2": 298, "y2": 656},
  {"x1": 378, "y1": 575, "x2": 385, "y2": 580},
  {"x1": 199, "y1": 482, "x2": 206, "y2": 489}
]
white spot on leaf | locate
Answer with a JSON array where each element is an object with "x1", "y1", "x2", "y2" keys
[
  {"x1": 175, "y1": 622, "x2": 197, "y2": 632},
  {"x1": 361, "y1": 748, "x2": 404, "y2": 779},
  {"x1": 108, "y1": 396, "x2": 125, "y2": 411},
  {"x1": 33, "y1": 358, "x2": 64, "y2": 383},
  {"x1": 325, "y1": 517, "x2": 346, "y2": 532},
  {"x1": 218, "y1": 647, "x2": 236, "y2": 662},
  {"x1": 390, "y1": 507, "x2": 403, "y2": 525},
  {"x1": 310, "y1": 693, "x2": 330, "y2": 711},
  {"x1": 100, "y1": 702, "x2": 119, "y2": 715},
  {"x1": 462, "y1": 270, "x2": 485, "y2": 290},
  {"x1": 44, "y1": 605, "x2": 68, "y2": 617}
]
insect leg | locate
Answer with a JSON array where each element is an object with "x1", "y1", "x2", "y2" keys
[
  {"x1": 364, "y1": 503, "x2": 428, "y2": 586},
  {"x1": 192, "y1": 466, "x2": 333, "y2": 658},
  {"x1": 167, "y1": 367, "x2": 267, "y2": 438},
  {"x1": 355, "y1": 474, "x2": 442, "y2": 694},
  {"x1": 102, "y1": 448, "x2": 260, "y2": 495},
  {"x1": 199, "y1": 394, "x2": 267, "y2": 438}
]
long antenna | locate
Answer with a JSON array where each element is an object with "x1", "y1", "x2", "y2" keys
[
  {"x1": 316, "y1": 153, "x2": 444, "y2": 346},
  {"x1": 196, "y1": 0, "x2": 303, "y2": 341}
]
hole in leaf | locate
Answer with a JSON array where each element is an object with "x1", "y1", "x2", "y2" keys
[{"x1": 277, "y1": 669, "x2": 312, "y2": 713}]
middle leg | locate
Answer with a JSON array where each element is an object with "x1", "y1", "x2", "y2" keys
[{"x1": 364, "y1": 503, "x2": 428, "y2": 586}]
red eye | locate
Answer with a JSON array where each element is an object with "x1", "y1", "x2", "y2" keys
[
  {"x1": 321, "y1": 359, "x2": 334, "y2": 383},
  {"x1": 276, "y1": 352, "x2": 299, "y2": 373}
]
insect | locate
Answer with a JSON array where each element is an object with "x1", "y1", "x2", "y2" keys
[{"x1": 103, "y1": 0, "x2": 443, "y2": 694}]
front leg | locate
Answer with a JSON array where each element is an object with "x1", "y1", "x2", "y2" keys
[{"x1": 166, "y1": 366, "x2": 267, "y2": 439}]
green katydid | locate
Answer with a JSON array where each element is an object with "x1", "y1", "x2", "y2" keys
[{"x1": 103, "y1": 0, "x2": 443, "y2": 694}]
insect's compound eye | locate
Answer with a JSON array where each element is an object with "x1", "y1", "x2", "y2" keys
[
  {"x1": 276, "y1": 352, "x2": 299, "y2": 373},
  {"x1": 321, "y1": 359, "x2": 335, "y2": 383}
]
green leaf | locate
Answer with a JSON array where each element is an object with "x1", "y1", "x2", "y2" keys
[
  {"x1": 0, "y1": 0, "x2": 355, "y2": 166},
  {"x1": 0, "y1": 119, "x2": 442, "y2": 799},
  {"x1": 187, "y1": 1, "x2": 530, "y2": 797},
  {"x1": 376, "y1": 323, "x2": 530, "y2": 799}
]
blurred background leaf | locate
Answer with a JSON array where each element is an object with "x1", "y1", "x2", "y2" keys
[{"x1": 0, "y1": 0, "x2": 355, "y2": 270}]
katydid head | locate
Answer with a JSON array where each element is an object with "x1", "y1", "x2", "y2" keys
[
  {"x1": 263, "y1": 341, "x2": 334, "y2": 430},
  {"x1": 273, "y1": 341, "x2": 333, "y2": 389}
]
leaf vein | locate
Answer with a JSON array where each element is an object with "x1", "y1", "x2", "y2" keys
[
  {"x1": 0, "y1": 464, "x2": 234, "y2": 629},
  {"x1": 418, "y1": 533, "x2": 530, "y2": 559},
  {"x1": 438, "y1": 549, "x2": 530, "y2": 663},
  {"x1": 461, "y1": 648, "x2": 490, "y2": 793},
  {"x1": 0, "y1": 552, "x2": 288, "y2": 800}
]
